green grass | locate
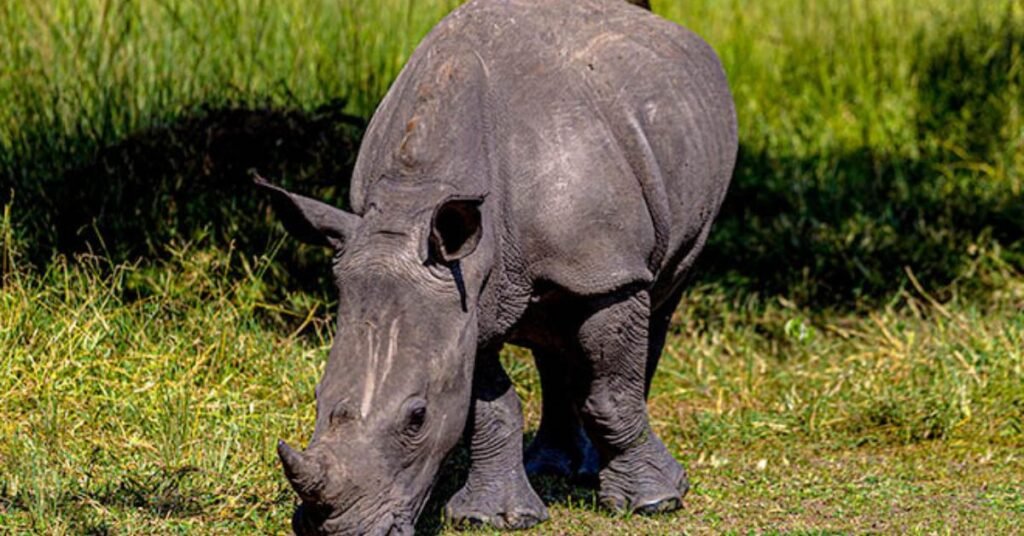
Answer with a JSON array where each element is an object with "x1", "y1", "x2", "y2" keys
[{"x1": 2, "y1": 0, "x2": 1023, "y2": 534}]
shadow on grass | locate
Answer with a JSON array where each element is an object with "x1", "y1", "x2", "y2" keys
[
  {"x1": 701, "y1": 144, "x2": 1022, "y2": 306},
  {"x1": 3, "y1": 100, "x2": 365, "y2": 297},
  {"x1": 7, "y1": 117, "x2": 1021, "y2": 310}
]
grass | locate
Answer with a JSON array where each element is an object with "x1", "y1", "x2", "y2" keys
[
  {"x1": 1, "y1": 0, "x2": 1023, "y2": 534},
  {"x1": 1, "y1": 233, "x2": 1020, "y2": 534}
]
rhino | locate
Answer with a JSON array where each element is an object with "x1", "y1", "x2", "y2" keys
[{"x1": 258, "y1": 0, "x2": 736, "y2": 533}]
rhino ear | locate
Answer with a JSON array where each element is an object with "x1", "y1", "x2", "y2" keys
[
  {"x1": 254, "y1": 176, "x2": 360, "y2": 250},
  {"x1": 429, "y1": 196, "x2": 484, "y2": 263}
]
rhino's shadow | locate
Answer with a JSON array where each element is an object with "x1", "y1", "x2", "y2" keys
[{"x1": 697, "y1": 14, "x2": 1024, "y2": 307}]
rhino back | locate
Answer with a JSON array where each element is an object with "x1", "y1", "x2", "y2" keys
[{"x1": 351, "y1": 0, "x2": 737, "y2": 299}]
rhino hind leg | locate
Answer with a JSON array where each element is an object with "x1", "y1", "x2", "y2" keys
[
  {"x1": 524, "y1": 349, "x2": 600, "y2": 483},
  {"x1": 445, "y1": 349, "x2": 548, "y2": 530},
  {"x1": 576, "y1": 290, "x2": 689, "y2": 514}
]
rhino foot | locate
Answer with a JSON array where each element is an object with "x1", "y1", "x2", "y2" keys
[
  {"x1": 444, "y1": 473, "x2": 549, "y2": 530},
  {"x1": 597, "y1": 429, "x2": 688, "y2": 515}
]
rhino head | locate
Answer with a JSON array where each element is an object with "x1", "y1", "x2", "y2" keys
[{"x1": 257, "y1": 177, "x2": 487, "y2": 535}]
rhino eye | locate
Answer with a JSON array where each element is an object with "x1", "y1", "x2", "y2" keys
[{"x1": 405, "y1": 399, "x2": 427, "y2": 433}]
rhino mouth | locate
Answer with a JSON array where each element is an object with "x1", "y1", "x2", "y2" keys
[{"x1": 292, "y1": 502, "x2": 415, "y2": 536}]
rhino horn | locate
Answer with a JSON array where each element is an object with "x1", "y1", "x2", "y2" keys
[{"x1": 278, "y1": 440, "x2": 326, "y2": 502}]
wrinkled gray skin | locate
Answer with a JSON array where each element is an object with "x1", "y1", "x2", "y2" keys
[{"x1": 258, "y1": 0, "x2": 736, "y2": 534}]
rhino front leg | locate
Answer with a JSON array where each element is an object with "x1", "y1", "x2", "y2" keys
[
  {"x1": 524, "y1": 348, "x2": 599, "y2": 482},
  {"x1": 444, "y1": 349, "x2": 548, "y2": 530},
  {"x1": 576, "y1": 290, "x2": 688, "y2": 514}
]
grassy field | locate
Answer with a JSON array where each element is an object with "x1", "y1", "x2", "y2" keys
[{"x1": 1, "y1": 0, "x2": 1023, "y2": 534}]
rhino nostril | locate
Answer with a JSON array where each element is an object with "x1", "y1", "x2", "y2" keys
[{"x1": 329, "y1": 400, "x2": 355, "y2": 426}]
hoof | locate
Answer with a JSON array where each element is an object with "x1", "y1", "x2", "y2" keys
[
  {"x1": 600, "y1": 491, "x2": 684, "y2": 516},
  {"x1": 634, "y1": 495, "x2": 683, "y2": 515},
  {"x1": 597, "y1": 431, "x2": 688, "y2": 515},
  {"x1": 446, "y1": 507, "x2": 547, "y2": 531}
]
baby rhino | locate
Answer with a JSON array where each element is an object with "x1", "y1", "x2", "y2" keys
[{"x1": 258, "y1": 0, "x2": 736, "y2": 533}]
